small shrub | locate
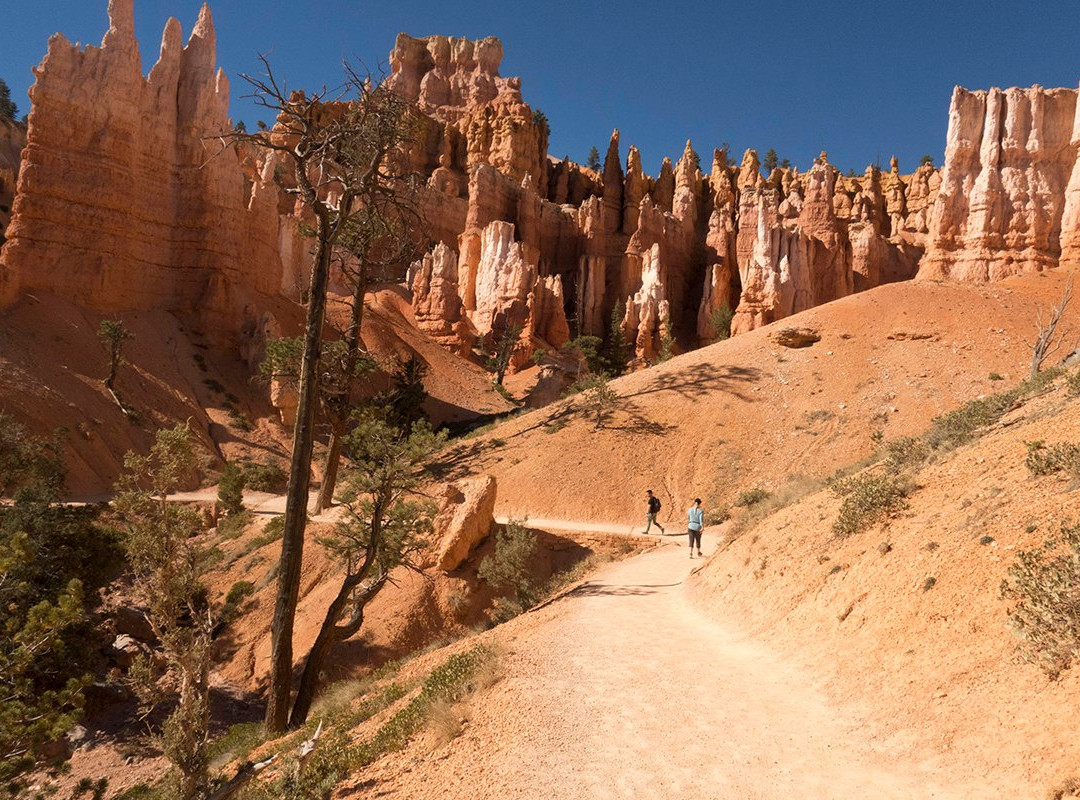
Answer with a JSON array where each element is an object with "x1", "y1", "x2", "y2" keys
[
  {"x1": 927, "y1": 389, "x2": 1021, "y2": 451},
  {"x1": 921, "y1": 576, "x2": 937, "y2": 592},
  {"x1": 217, "y1": 509, "x2": 252, "y2": 540},
  {"x1": 734, "y1": 487, "x2": 771, "y2": 508},
  {"x1": 239, "y1": 460, "x2": 287, "y2": 493},
  {"x1": 224, "y1": 403, "x2": 253, "y2": 432},
  {"x1": 705, "y1": 506, "x2": 731, "y2": 526},
  {"x1": 224, "y1": 580, "x2": 256, "y2": 608},
  {"x1": 202, "y1": 378, "x2": 225, "y2": 394},
  {"x1": 530, "y1": 348, "x2": 547, "y2": 366},
  {"x1": 709, "y1": 304, "x2": 734, "y2": 342},
  {"x1": 831, "y1": 471, "x2": 911, "y2": 538},
  {"x1": 884, "y1": 436, "x2": 930, "y2": 470},
  {"x1": 217, "y1": 462, "x2": 245, "y2": 515},
  {"x1": 989, "y1": 372, "x2": 1004, "y2": 381},
  {"x1": 1001, "y1": 520, "x2": 1080, "y2": 678},
  {"x1": 479, "y1": 518, "x2": 537, "y2": 619},
  {"x1": 1067, "y1": 370, "x2": 1080, "y2": 397},
  {"x1": 489, "y1": 438, "x2": 507, "y2": 448},
  {"x1": 980, "y1": 535, "x2": 996, "y2": 546},
  {"x1": 571, "y1": 372, "x2": 618, "y2": 430},
  {"x1": 1025, "y1": 440, "x2": 1080, "y2": 480}
]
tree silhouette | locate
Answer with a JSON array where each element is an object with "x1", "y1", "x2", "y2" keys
[{"x1": 0, "y1": 79, "x2": 18, "y2": 122}]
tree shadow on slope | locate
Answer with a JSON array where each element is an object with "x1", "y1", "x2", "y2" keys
[
  {"x1": 427, "y1": 363, "x2": 761, "y2": 481},
  {"x1": 624, "y1": 363, "x2": 762, "y2": 403}
]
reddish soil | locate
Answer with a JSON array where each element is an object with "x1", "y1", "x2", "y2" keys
[{"x1": 436, "y1": 272, "x2": 1076, "y2": 524}]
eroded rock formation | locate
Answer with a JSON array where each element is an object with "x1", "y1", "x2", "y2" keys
[
  {"x1": 14, "y1": 5, "x2": 1062, "y2": 378},
  {"x1": 0, "y1": 119, "x2": 26, "y2": 248},
  {"x1": 0, "y1": 0, "x2": 293, "y2": 330},
  {"x1": 922, "y1": 85, "x2": 1078, "y2": 281}
]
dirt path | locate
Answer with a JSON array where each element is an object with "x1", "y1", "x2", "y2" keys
[{"x1": 365, "y1": 537, "x2": 980, "y2": 799}]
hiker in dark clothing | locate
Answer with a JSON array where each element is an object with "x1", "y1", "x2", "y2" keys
[{"x1": 645, "y1": 490, "x2": 665, "y2": 535}]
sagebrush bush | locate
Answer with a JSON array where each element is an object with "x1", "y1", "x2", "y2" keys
[
  {"x1": 734, "y1": 487, "x2": 771, "y2": 508},
  {"x1": 1001, "y1": 520, "x2": 1080, "y2": 679},
  {"x1": 1025, "y1": 441, "x2": 1080, "y2": 480},
  {"x1": 830, "y1": 472, "x2": 911, "y2": 538}
]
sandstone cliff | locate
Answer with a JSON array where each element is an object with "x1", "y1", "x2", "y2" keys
[
  {"x1": 0, "y1": 118, "x2": 26, "y2": 247},
  {"x1": 0, "y1": 0, "x2": 293, "y2": 333},
  {"x1": 922, "y1": 85, "x2": 1078, "y2": 281}
]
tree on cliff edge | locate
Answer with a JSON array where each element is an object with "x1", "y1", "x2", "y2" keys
[
  {"x1": 0, "y1": 79, "x2": 17, "y2": 122},
  {"x1": 224, "y1": 57, "x2": 421, "y2": 732}
]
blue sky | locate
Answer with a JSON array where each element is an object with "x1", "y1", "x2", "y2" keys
[{"x1": 4, "y1": 1, "x2": 1080, "y2": 176}]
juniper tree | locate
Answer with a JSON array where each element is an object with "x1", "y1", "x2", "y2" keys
[
  {"x1": 288, "y1": 408, "x2": 442, "y2": 725},
  {"x1": 115, "y1": 425, "x2": 214, "y2": 800}
]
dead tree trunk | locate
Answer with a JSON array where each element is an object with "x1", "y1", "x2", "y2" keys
[
  {"x1": 1030, "y1": 279, "x2": 1074, "y2": 380},
  {"x1": 265, "y1": 221, "x2": 334, "y2": 732},
  {"x1": 314, "y1": 271, "x2": 368, "y2": 513}
]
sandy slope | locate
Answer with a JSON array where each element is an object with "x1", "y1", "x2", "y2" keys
[
  {"x1": 689, "y1": 375, "x2": 1080, "y2": 795},
  {"x1": 438, "y1": 272, "x2": 1076, "y2": 524},
  {"x1": 358, "y1": 539, "x2": 978, "y2": 799}
]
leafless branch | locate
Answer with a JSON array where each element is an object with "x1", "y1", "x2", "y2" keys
[{"x1": 1030, "y1": 278, "x2": 1074, "y2": 380}]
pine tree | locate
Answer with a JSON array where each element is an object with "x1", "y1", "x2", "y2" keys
[
  {"x1": 586, "y1": 146, "x2": 601, "y2": 171},
  {"x1": 763, "y1": 148, "x2": 779, "y2": 173},
  {"x1": 0, "y1": 79, "x2": 18, "y2": 122}
]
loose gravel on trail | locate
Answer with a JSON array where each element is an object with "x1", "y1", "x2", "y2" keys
[{"x1": 361, "y1": 536, "x2": 975, "y2": 799}]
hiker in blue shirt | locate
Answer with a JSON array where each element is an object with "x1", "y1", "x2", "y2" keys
[{"x1": 687, "y1": 498, "x2": 704, "y2": 558}]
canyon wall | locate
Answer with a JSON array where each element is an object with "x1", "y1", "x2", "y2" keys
[
  {"x1": 0, "y1": 118, "x2": 25, "y2": 247},
  {"x1": 921, "y1": 85, "x2": 1080, "y2": 281},
  {"x1": 0, "y1": 0, "x2": 294, "y2": 333},
  {"x1": 8, "y1": 4, "x2": 1074, "y2": 373},
  {"x1": 399, "y1": 33, "x2": 935, "y2": 363}
]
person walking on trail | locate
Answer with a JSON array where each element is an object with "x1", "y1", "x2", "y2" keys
[
  {"x1": 687, "y1": 498, "x2": 704, "y2": 558},
  {"x1": 645, "y1": 490, "x2": 665, "y2": 535}
]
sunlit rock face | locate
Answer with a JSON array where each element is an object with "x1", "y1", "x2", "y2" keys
[
  {"x1": 0, "y1": 0, "x2": 293, "y2": 331},
  {"x1": 922, "y1": 85, "x2": 1078, "y2": 282}
]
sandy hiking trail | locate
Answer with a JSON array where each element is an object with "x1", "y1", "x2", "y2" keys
[{"x1": 368, "y1": 537, "x2": 980, "y2": 800}]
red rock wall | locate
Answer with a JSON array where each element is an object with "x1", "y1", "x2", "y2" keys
[
  {"x1": 922, "y1": 85, "x2": 1078, "y2": 282},
  {"x1": 0, "y1": 0, "x2": 290, "y2": 330},
  {"x1": 0, "y1": 118, "x2": 26, "y2": 253}
]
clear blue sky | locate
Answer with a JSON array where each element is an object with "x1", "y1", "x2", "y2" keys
[{"x1": 4, "y1": 1, "x2": 1080, "y2": 176}]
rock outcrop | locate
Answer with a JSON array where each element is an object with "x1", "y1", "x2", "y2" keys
[
  {"x1": 0, "y1": 119, "x2": 26, "y2": 249},
  {"x1": 411, "y1": 241, "x2": 470, "y2": 354},
  {"x1": 922, "y1": 85, "x2": 1078, "y2": 282},
  {"x1": 0, "y1": 0, "x2": 293, "y2": 329},
  {"x1": 11, "y1": 6, "x2": 1036, "y2": 376},
  {"x1": 433, "y1": 475, "x2": 497, "y2": 573}
]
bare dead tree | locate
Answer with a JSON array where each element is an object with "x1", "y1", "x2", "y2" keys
[
  {"x1": 222, "y1": 55, "x2": 422, "y2": 732},
  {"x1": 1030, "y1": 279, "x2": 1074, "y2": 380},
  {"x1": 314, "y1": 168, "x2": 427, "y2": 513}
]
